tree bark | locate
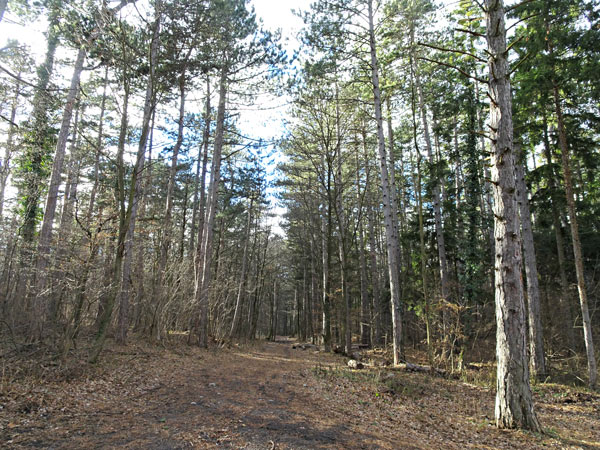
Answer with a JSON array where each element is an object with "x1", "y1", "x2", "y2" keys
[
  {"x1": 541, "y1": 114, "x2": 575, "y2": 349},
  {"x1": 552, "y1": 82, "x2": 597, "y2": 389},
  {"x1": 21, "y1": 0, "x2": 62, "y2": 244},
  {"x1": 194, "y1": 63, "x2": 228, "y2": 347},
  {"x1": 55, "y1": 103, "x2": 82, "y2": 295},
  {"x1": 190, "y1": 77, "x2": 211, "y2": 257},
  {"x1": 90, "y1": 0, "x2": 161, "y2": 362},
  {"x1": 485, "y1": 0, "x2": 540, "y2": 431},
  {"x1": 321, "y1": 152, "x2": 332, "y2": 351},
  {"x1": 367, "y1": 0, "x2": 403, "y2": 365},
  {"x1": 151, "y1": 71, "x2": 187, "y2": 340},
  {"x1": 356, "y1": 150, "x2": 370, "y2": 347},
  {"x1": 0, "y1": 0, "x2": 8, "y2": 23},
  {"x1": 33, "y1": 47, "x2": 86, "y2": 336},
  {"x1": 116, "y1": 140, "x2": 145, "y2": 345},
  {"x1": 515, "y1": 147, "x2": 546, "y2": 379},
  {"x1": 159, "y1": 73, "x2": 187, "y2": 279},
  {"x1": 87, "y1": 66, "x2": 109, "y2": 225},
  {"x1": 230, "y1": 198, "x2": 253, "y2": 338},
  {"x1": 416, "y1": 67, "x2": 450, "y2": 332},
  {"x1": 0, "y1": 73, "x2": 20, "y2": 222},
  {"x1": 91, "y1": 78, "x2": 131, "y2": 361}
]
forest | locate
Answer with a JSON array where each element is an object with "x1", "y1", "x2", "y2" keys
[{"x1": 0, "y1": 0, "x2": 599, "y2": 447}]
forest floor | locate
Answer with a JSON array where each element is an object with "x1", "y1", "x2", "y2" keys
[{"x1": 1, "y1": 337, "x2": 599, "y2": 449}]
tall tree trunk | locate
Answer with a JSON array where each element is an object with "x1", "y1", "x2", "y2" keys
[
  {"x1": 194, "y1": 63, "x2": 228, "y2": 348},
  {"x1": 91, "y1": 78, "x2": 131, "y2": 361},
  {"x1": 0, "y1": 73, "x2": 21, "y2": 222},
  {"x1": 152, "y1": 71, "x2": 187, "y2": 340},
  {"x1": 90, "y1": 0, "x2": 161, "y2": 362},
  {"x1": 55, "y1": 103, "x2": 82, "y2": 297},
  {"x1": 409, "y1": 63, "x2": 431, "y2": 363},
  {"x1": 367, "y1": 201, "x2": 383, "y2": 346},
  {"x1": 179, "y1": 179, "x2": 190, "y2": 260},
  {"x1": 248, "y1": 227, "x2": 269, "y2": 340},
  {"x1": 552, "y1": 82, "x2": 597, "y2": 389},
  {"x1": 515, "y1": 148, "x2": 546, "y2": 379},
  {"x1": 159, "y1": 73, "x2": 187, "y2": 274},
  {"x1": 321, "y1": 151, "x2": 333, "y2": 351},
  {"x1": 87, "y1": 66, "x2": 109, "y2": 225},
  {"x1": 541, "y1": 114, "x2": 575, "y2": 349},
  {"x1": 33, "y1": 47, "x2": 86, "y2": 337},
  {"x1": 21, "y1": 0, "x2": 62, "y2": 244},
  {"x1": 133, "y1": 111, "x2": 155, "y2": 333},
  {"x1": 230, "y1": 198, "x2": 253, "y2": 338},
  {"x1": 356, "y1": 150, "x2": 370, "y2": 347},
  {"x1": 0, "y1": 0, "x2": 8, "y2": 23},
  {"x1": 416, "y1": 68, "x2": 450, "y2": 334},
  {"x1": 485, "y1": 0, "x2": 540, "y2": 431},
  {"x1": 190, "y1": 77, "x2": 211, "y2": 257},
  {"x1": 269, "y1": 280, "x2": 278, "y2": 341},
  {"x1": 309, "y1": 234, "x2": 318, "y2": 343},
  {"x1": 367, "y1": 0, "x2": 403, "y2": 365},
  {"x1": 332, "y1": 82, "x2": 351, "y2": 355},
  {"x1": 362, "y1": 130, "x2": 382, "y2": 347},
  {"x1": 116, "y1": 141, "x2": 145, "y2": 345}
]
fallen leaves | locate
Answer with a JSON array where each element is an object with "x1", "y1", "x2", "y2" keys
[{"x1": 0, "y1": 339, "x2": 598, "y2": 449}]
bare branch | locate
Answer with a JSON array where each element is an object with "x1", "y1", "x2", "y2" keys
[
  {"x1": 506, "y1": 13, "x2": 540, "y2": 31},
  {"x1": 0, "y1": 113, "x2": 18, "y2": 128},
  {"x1": 509, "y1": 52, "x2": 532, "y2": 76},
  {"x1": 454, "y1": 27, "x2": 485, "y2": 38},
  {"x1": 0, "y1": 63, "x2": 63, "y2": 91},
  {"x1": 505, "y1": 35, "x2": 524, "y2": 55},
  {"x1": 472, "y1": 0, "x2": 487, "y2": 12},
  {"x1": 418, "y1": 56, "x2": 488, "y2": 84},
  {"x1": 418, "y1": 41, "x2": 487, "y2": 63},
  {"x1": 505, "y1": 0, "x2": 536, "y2": 14}
]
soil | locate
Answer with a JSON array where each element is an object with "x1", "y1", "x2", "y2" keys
[{"x1": 1, "y1": 338, "x2": 599, "y2": 449}]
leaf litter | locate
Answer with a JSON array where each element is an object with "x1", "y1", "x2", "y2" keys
[{"x1": 0, "y1": 338, "x2": 598, "y2": 449}]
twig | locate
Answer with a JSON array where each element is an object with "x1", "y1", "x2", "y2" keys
[
  {"x1": 0, "y1": 114, "x2": 18, "y2": 128},
  {"x1": 509, "y1": 52, "x2": 532, "y2": 76},
  {"x1": 505, "y1": 35, "x2": 524, "y2": 55},
  {"x1": 472, "y1": 0, "x2": 487, "y2": 12},
  {"x1": 0, "y1": 63, "x2": 62, "y2": 91}
]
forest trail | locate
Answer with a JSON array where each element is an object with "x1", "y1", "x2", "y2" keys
[{"x1": 2, "y1": 339, "x2": 599, "y2": 449}]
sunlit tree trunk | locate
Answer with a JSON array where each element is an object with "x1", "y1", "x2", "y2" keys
[
  {"x1": 367, "y1": 0, "x2": 402, "y2": 365},
  {"x1": 116, "y1": 142, "x2": 145, "y2": 345},
  {"x1": 515, "y1": 147, "x2": 546, "y2": 379},
  {"x1": 86, "y1": 67, "x2": 109, "y2": 225},
  {"x1": 190, "y1": 78, "x2": 211, "y2": 256},
  {"x1": 485, "y1": 0, "x2": 540, "y2": 431},
  {"x1": 416, "y1": 67, "x2": 450, "y2": 334},
  {"x1": 0, "y1": 74, "x2": 21, "y2": 222},
  {"x1": 90, "y1": 0, "x2": 161, "y2": 362},
  {"x1": 230, "y1": 198, "x2": 253, "y2": 337},
  {"x1": 356, "y1": 149, "x2": 370, "y2": 347},
  {"x1": 33, "y1": 48, "x2": 86, "y2": 337},
  {"x1": 21, "y1": 0, "x2": 62, "y2": 245},
  {"x1": 194, "y1": 64, "x2": 228, "y2": 348}
]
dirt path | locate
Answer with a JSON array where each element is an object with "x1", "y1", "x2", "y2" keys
[{"x1": 1, "y1": 339, "x2": 599, "y2": 449}]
